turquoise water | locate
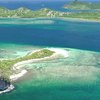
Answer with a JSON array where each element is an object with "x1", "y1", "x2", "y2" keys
[{"x1": 0, "y1": 18, "x2": 100, "y2": 100}]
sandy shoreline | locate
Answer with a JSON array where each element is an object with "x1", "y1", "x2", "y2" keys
[
  {"x1": 10, "y1": 48, "x2": 69, "y2": 81},
  {"x1": 56, "y1": 17, "x2": 100, "y2": 23},
  {"x1": 0, "y1": 17, "x2": 99, "y2": 23}
]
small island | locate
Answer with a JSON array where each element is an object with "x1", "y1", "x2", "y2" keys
[
  {"x1": 0, "y1": 49, "x2": 54, "y2": 94},
  {"x1": 0, "y1": 48, "x2": 68, "y2": 94}
]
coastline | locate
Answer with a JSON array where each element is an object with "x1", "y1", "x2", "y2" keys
[
  {"x1": 0, "y1": 84, "x2": 14, "y2": 95},
  {"x1": 0, "y1": 48, "x2": 69, "y2": 94},
  {"x1": 10, "y1": 48, "x2": 69, "y2": 81},
  {"x1": 58, "y1": 17, "x2": 100, "y2": 23},
  {"x1": 0, "y1": 17, "x2": 100, "y2": 23}
]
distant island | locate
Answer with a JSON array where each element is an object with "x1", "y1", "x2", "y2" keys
[
  {"x1": 63, "y1": 1, "x2": 100, "y2": 10},
  {"x1": 0, "y1": 6, "x2": 100, "y2": 22},
  {"x1": 0, "y1": 7, "x2": 67, "y2": 18}
]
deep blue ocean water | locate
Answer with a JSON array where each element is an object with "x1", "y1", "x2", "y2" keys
[
  {"x1": 0, "y1": 18, "x2": 100, "y2": 52},
  {"x1": 0, "y1": 18, "x2": 100, "y2": 100}
]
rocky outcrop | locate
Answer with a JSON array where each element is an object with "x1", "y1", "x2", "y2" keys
[
  {"x1": 0, "y1": 78, "x2": 10, "y2": 91},
  {"x1": 0, "y1": 78, "x2": 14, "y2": 94}
]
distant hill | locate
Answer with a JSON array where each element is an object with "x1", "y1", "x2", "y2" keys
[
  {"x1": 0, "y1": 7, "x2": 100, "y2": 21},
  {"x1": 64, "y1": 1, "x2": 100, "y2": 10},
  {"x1": 0, "y1": 7, "x2": 68, "y2": 18}
]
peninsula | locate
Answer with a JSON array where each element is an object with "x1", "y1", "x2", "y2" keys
[
  {"x1": 0, "y1": 48, "x2": 69, "y2": 94},
  {"x1": 0, "y1": 49, "x2": 54, "y2": 94}
]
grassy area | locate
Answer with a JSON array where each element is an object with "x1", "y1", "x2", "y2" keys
[
  {"x1": 64, "y1": 12, "x2": 100, "y2": 21},
  {"x1": 0, "y1": 49, "x2": 54, "y2": 80}
]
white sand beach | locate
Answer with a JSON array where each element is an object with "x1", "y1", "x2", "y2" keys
[{"x1": 10, "y1": 48, "x2": 69, "y2": 81}]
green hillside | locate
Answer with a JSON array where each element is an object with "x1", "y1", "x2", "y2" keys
[{"x1": 64, "y1": 1, "x2": 100, "y2": 10}]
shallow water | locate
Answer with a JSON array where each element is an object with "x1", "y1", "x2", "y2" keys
[
  {"x1": 0, "y1": 43, "x2": 42, "y2": 60},
  {"x1": 0, "y1": 18, "x2": 100, "y2": 100},
  {"x1": 1, "y1": 44, "x2": 100, "y2": 100}
]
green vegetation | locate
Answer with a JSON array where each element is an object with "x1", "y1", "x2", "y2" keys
[
  {"x1": 64, "y1": 12, "x2": 100, "y2": 21},
  {"x1": 0, "y1": 6, "x2": 100, "y2": 21},
  {"x1": 0, "y1": 49, "x2": 54, "y2": 80},
  {"x1": 64, "y1": 1, "x2": 100, "y2": 10},
  {"x1": 22, "y1": 49, "x2": 54, "y2": 60},
  {"x1": 0, "y1": 7, "x2": 67, "y2": 18}
]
